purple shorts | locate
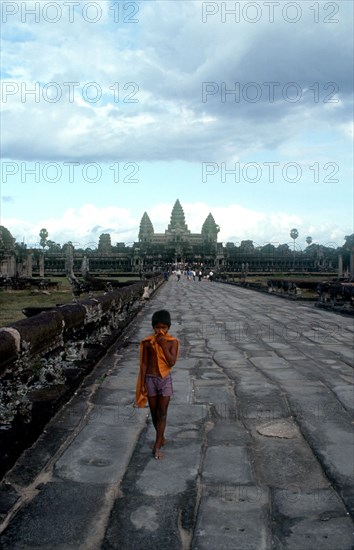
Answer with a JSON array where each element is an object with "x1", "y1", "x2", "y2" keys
[{"x1": 145, "y1": 373, "x2": 173, "y2": 397}]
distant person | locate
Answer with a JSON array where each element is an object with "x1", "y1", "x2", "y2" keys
[
  {"x1": 198, "y1": 270, "x2": 202, "y2": 281},
  {"x1": 142, "y1": 285, "x2": 150, "y2": 301},
  {"x1": 176, "y1": 269, "x2": 181, "y2": 281},
  {"x1": 209, "y1": 270, "x2": 214, "y2": 282},
  {"x1": 136, "y1": 310, "x2": 179, "y2": 459}
]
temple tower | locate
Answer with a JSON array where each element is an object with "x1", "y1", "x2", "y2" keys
[
  {"x1": 138, "y1": 212, "x2": 154, "y2": 242},
  {"x1": 201, "y1": 213, "x2": 220, "y2": 242},
  {"x1": 167, "y1": 199, "x2": 189, "y2": 232}
]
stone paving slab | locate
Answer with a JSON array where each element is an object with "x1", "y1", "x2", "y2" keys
[
  {"x1": 91, "y1": 387, "x2": 135, "y2": 406},
  {"x1": 54, "y1": 418, "x2": 145, "y2": 484},
  {"x1": 192, "y1": 381, "x2": 235, "y2": 407},
  {"x1": 0, "y1": 482, "x2": 108, "y2": 549},
  {"x1": 332, "y1": 385, "x2": 354, "y2": 412},
  {"x1": 236, "y1": 388, "x2": 289, "y2": 420},
  {"x1": 214, "y1": 350, "x2": 250, "y2": 363},
  {"x1": 100, "y1": 375, "x2": 135, "y2": 390},
  {"x1": 202, "y1": 446, "x2": 253, "y2": 485},
  {"x1": 288, "y1": 518, "x2": 353, "y2": 550},
  {"x1": 192, "y1": 486, "x2": 270, "y2": 550},
  {"x1": 102, "y1": 495, "x2": 183, "y2": 550},
  {"x1": 165, "y1": 403, "x2": 209, "y2": 427},
  {"x1": 206, "y1": 421, "x2": 251, "y2": 445},
  {"x1": 136, "y1": 443, "x2": 201, "y2": 496},
  {"x1": 272, "y1": 486, "x2": 351, "y2": 517},
  {"x1": 251, "y1": 436, "x2": 329, "y2": 489},
  {"x1": 248, "y1": 356, "x2": 291, "y2": 369}
]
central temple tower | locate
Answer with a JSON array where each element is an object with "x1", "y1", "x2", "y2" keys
[{"x1": 136, "y1": 199, "x2": 220, "y2": 267}]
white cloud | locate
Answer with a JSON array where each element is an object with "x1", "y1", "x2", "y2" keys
[
  {"x1": 1, "y1": 0, "x2": 352, "y2": 249},
  {"x1": 1, "y1": 1, "x2": 352, "y2": 163},
  {"x1": 4, "y1": 202, "x2": 349, "y2": 250}
]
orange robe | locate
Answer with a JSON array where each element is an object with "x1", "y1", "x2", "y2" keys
[{"x1": 135, "y1": 333, "x2": 179, "y2": 408}]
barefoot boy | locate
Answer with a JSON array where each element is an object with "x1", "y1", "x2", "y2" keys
[{"x1": 136, "y1": 310, "x2": 179, "y2": 459}]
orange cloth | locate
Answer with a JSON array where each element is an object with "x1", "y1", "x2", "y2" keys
[{"x1": 135, "y1": 333, "x2": 179, "y2": 408}]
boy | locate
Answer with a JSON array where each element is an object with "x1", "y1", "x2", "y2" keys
[{"x1": 136, "y1": 310, "x2": 179, "y2": 459}]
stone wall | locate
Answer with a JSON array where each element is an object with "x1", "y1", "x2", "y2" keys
[{"x1": 0, "y1": 276, "x2": 163, "y2": 477}]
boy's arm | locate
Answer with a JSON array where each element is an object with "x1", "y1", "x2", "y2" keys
[
  {"x1": 141, "y1": 341, "x2": 148, "y2": 380},
  {"x1": 155, "y1": 336, "x2": 178, "y2": 367}
]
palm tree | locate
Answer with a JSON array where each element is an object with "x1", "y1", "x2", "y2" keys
[
  {"x1": 39, "y1": 228, "x2": 49, "y2": 250},
  {"x1": 290, "y1": 228, "x2": 299, "y2": 269}
]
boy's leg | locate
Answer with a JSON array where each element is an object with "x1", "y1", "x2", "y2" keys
[
  {"x1": 153, "y1": 396, "x2": 170, "y2": 458},
  {"x1": 148, "y1": 394, "x2": 167, "y2": 448},
  {"x1": 148, "y1": 395, "x2": 158, "y2": 430}
]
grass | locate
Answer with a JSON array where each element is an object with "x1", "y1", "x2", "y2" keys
[
  {"x1": 0, "y1": 286, "x2": 73, "y2": 327},
  {"x1": 0, "y1": 276, "x2": 141, "y2": 327}
]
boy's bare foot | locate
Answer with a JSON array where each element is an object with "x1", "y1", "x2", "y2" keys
[{"x1": 152, "y1": 448, "x2": 164, "y2": 459}]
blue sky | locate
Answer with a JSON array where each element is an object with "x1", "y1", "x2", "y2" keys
[{"x1": 0, "y1": 0, "x2": 353, "y2": 250}]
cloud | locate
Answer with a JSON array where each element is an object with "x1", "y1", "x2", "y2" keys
[
  {"x1": 1, "y1": 1, "x2": 352, "y2": 163},
  {"x1": 1, "y1": 1, "x2": 351, "y2": 250},
  {"x1": 3, "y1": 202, "x2": 349, "y2": 250}
]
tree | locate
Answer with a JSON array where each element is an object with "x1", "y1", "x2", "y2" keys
[
  {"x1": 306, "y1": 236, "x2": 312, "y2": 246},
  {"x1": 39, "y1": 228, "x2": 49, "y2": 250},
  {"x1": 337, "y1": 234, "x2": 354, "y2": 272},
  {"x1": 290, "y1": 228, "x2": 299, "y2": 248},
  {"x1": 290, "y1": 229, "x2": 299, "y2": 268},
  {"x1": 0, "y1": 225, "x2": 16, "y2": 252},
  {"x1": 261, "y1": 243, "x2": 276, "y2": 254},
  {"x1": 84, "y1": 246, "x2": 96, "y2": 254},
  {"x1": 14, "y1": 241, "x2": 28, "y2": 261},
  {"x1": 277, "y1": 243, "x2": 291, "y2": 255},
  {"x1": 46, "y1": 240, "x2": 61, "y2": 253},
  {"x1": 342, "y1": 234, "x2": 354, "y2": 251}
]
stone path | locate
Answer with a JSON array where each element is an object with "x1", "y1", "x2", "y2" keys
[{"x1": 0, "y1": 277, "x2": 353, "y2": 549}]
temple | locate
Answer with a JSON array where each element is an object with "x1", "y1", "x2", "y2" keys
[
  {"x1": 134, "y1": 199, "x2": 221, "y2": 268},
  {"x1": 1, "y1": 201, "x2": 350, "y2": 277}
]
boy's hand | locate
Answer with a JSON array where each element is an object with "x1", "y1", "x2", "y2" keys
[{"x1": 155, "y1": 332, "x2": 167, "y2": 346}]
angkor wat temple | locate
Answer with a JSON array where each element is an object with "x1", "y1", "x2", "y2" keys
[
  {"x1": 136, "y1": 199, "x2": 221, "y2": 266},
  {"x1": 0, "y1": 199, "x2": 350, "y2": 276}
]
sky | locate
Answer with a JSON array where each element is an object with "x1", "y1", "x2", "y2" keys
[{"x1": 0, "y1": 0, "x2": 353, "y2": 251}]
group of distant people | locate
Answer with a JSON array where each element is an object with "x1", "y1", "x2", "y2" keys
[{"x1": 174, "y1": 269, "x2": 214, "y2": 282}]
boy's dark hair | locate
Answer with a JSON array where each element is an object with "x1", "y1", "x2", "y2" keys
[{"x1": 152, "y1": 309, "x2": 171, "y2": 327}]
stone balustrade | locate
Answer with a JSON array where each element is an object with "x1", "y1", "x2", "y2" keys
[{"x1": 0, "y1": 276, "x2": 163, "y2": 476}]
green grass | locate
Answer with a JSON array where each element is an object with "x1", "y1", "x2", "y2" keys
[
  {"x1": 0, "y1": 287, "x2": 73, "y2": 327},
  {"x1": 0, "y1": 276, "x2": 141, "y2": 327}
]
